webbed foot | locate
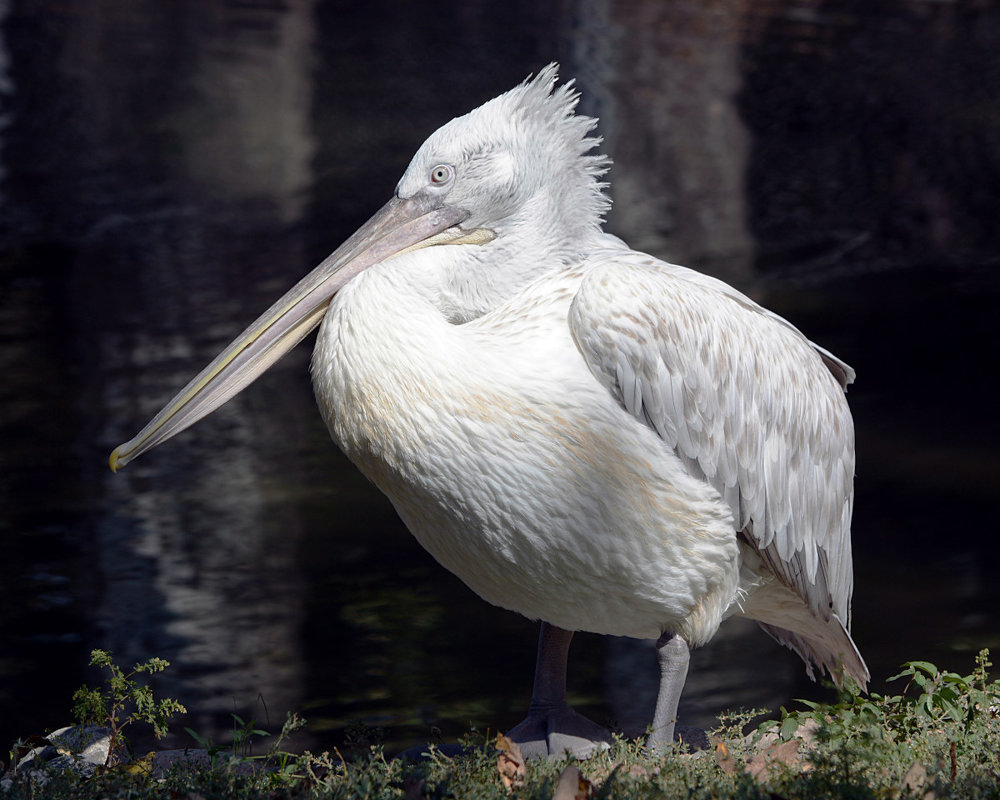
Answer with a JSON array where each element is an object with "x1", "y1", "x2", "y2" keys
[{"x1": 506, "y1": 701, "x2": 612, "y2": 759}]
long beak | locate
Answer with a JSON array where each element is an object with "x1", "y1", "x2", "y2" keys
[{"x1": 109, "y1": 193, "x2": 494, "y2": 471}]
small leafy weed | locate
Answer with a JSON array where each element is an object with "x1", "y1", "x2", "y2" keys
[{"x1": 70, "y1": 649, "x2": 186, "y2": 766}]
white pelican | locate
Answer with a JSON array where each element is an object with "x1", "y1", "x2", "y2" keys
[{"x1": 111, "y1": 64, "x2": 868, "y2": 758}]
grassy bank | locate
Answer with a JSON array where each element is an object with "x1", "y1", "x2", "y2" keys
[{"x1": 3, "y1": 651, "x2": 998, "y2": 799}]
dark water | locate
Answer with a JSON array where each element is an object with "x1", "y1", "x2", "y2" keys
[{"x1": 2, "y1": 0, "x2": 998, "y2": 758}]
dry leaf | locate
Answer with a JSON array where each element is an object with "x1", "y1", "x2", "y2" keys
[
  {"x1": 713, "y1": 737, "x2": 740, "y2": 775},
  {"x1": 122, "y1": 751, "x2": 157, "y2": 776},
  {"x1": 496, "y1": 734, "x2": 526, "y2": 791},
  {"x1": 553, "y1": 765, "x2": 594, "y2": 800},
  {"x1": 902, "y1": 761, "x2": 936, "y2": 800},
  {"x1": 745, "y1": 738, "x2": 801, "y2": 783},
  {"x1": 715, "y1": 734, "x2": 807, "y2": 787}
]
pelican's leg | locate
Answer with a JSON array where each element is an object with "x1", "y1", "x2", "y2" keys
[
  {"x1": 646, "y1": 632, "x2": 690, "y2": 753},
  {"x1": 505, "y1": 622, "x2": 612, "y2": 759}
]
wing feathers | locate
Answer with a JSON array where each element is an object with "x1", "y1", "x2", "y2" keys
[{"x1": 569, "y1": 249, "x2": 859, "y2": 669}]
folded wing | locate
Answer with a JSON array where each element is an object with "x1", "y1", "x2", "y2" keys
[{"x1": 569, "y1": 245, "x2": 865, "y2": 685}]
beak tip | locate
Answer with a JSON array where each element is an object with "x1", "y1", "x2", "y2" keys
[{"x1": 109, "y1": 447, "x2": 124, "y2": 473}]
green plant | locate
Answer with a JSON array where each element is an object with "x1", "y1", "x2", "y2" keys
[
  {"x1": 757, "y1": 649, "x2": 1000, "y2": 797},
  {"x1": 262, "y1": 711, "x2": 308, "y2": 772},
  {"x1": 886, "y1": 649, "x2": 997, "y2": 731},
  {"x1": 71, "y1": 649, "x2": 187, "y2": 766},
  {"x1": 183, "y1": 726, "x2": 224, "y2": 765},
  {"x1": 763, "y1": 649, "x2": 998, "y2": 742},
  {"x1": 230, "y1": 713, "x2": 269, "y2": 758},
  {"x1": 183, "y1": 713, "x2": 269, "y2": 763}
]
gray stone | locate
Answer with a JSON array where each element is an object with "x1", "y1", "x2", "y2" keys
[
  {"x1": 46, "y1": 726, "x2": 114, "y2": 767},
  {"x1": 144, "y1": 749, "x2": 261, "y2": 779},
  {"x1": 11, "y1": 725, "x2": 113, "y2": 783}
]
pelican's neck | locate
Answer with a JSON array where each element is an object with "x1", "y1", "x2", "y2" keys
[
  {"x1": 310, "y1": 255, "x2": 460, "y2": 471},
  {"x1": 428, "y1": 219, "x2": 605, "y2": 323}
]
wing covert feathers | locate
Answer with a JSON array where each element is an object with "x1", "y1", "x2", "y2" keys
[{"x1": 569, "y1": 249, "x2": 867, "y2": 687}]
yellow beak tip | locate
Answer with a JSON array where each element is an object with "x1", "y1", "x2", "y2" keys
[{"x1": 109, "y1": 448, "x2": 123, "y2": 473}]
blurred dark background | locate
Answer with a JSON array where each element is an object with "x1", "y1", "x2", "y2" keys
[{"x1": 1, "y1": 0, "x2": 998, "y2": 758}]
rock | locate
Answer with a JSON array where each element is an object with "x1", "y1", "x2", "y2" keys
[
  {"x1": 3, "y1": 734, "x2": 262, "y2": 793},
  {"x1": 47, "y1": 725, "x2": 114, "y2": 768},
  {"x1": 145, "y1": 749, "x2": 259, "y2": 779},
  {"x1": 13, "y1": 725, "x2": 113, "y2": 778},
  {"x1": 12, "y1": 745, "x2": 59, "y2": 774}
]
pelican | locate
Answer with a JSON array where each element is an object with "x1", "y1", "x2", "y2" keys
[{"x1": 111, "y1": 64, "x2": 868, "y2": 758}]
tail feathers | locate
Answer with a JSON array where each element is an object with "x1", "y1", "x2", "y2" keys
[
  {"x1": 758, "y1": 617, "x2": 869, "y2": 690},
  {"x1": 741, "y1": 581, "x2": 869, "y2": 689}
]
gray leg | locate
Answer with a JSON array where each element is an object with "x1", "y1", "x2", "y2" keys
[
  {"x1": 505, "y1": 622, "x2": 612, "y2": 759},
  {"x1": 647, "y1": 632, "x2": 690, "y2": 753}
]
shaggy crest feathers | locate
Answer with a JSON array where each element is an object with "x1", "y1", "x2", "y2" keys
[
  {"x1": 504, "y1": 67, "x2": 611, "y2": 179},
  {"x1": 498, "y1": 64, "x2": 612, "y2": 223}
]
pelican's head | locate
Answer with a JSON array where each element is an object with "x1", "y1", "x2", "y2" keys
[
  {"x1": 394, "y1": 64, "x2": 611, "y2": 318},
  {"x1": 109, "y1": 64, "x2": 608, "y2": 470},
  {"x1": 399, "y1": 64, "x2": 609, "y2": 243}
]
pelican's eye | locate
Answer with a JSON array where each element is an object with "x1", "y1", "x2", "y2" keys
[{"x1": 429, "y1": 164, "x2": 454, "y2": 186}]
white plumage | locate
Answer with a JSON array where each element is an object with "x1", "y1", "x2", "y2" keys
[{"x1": 111, "y1": 64, "x2": 867, "y2": 757}]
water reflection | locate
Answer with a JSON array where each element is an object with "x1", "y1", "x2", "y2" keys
[
  {"x1": 1, "y1": 0, "x2": 998, "y2": 757},
  {"x1": 576, "y1": 0, "x2": 754, "y2": 280}
]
